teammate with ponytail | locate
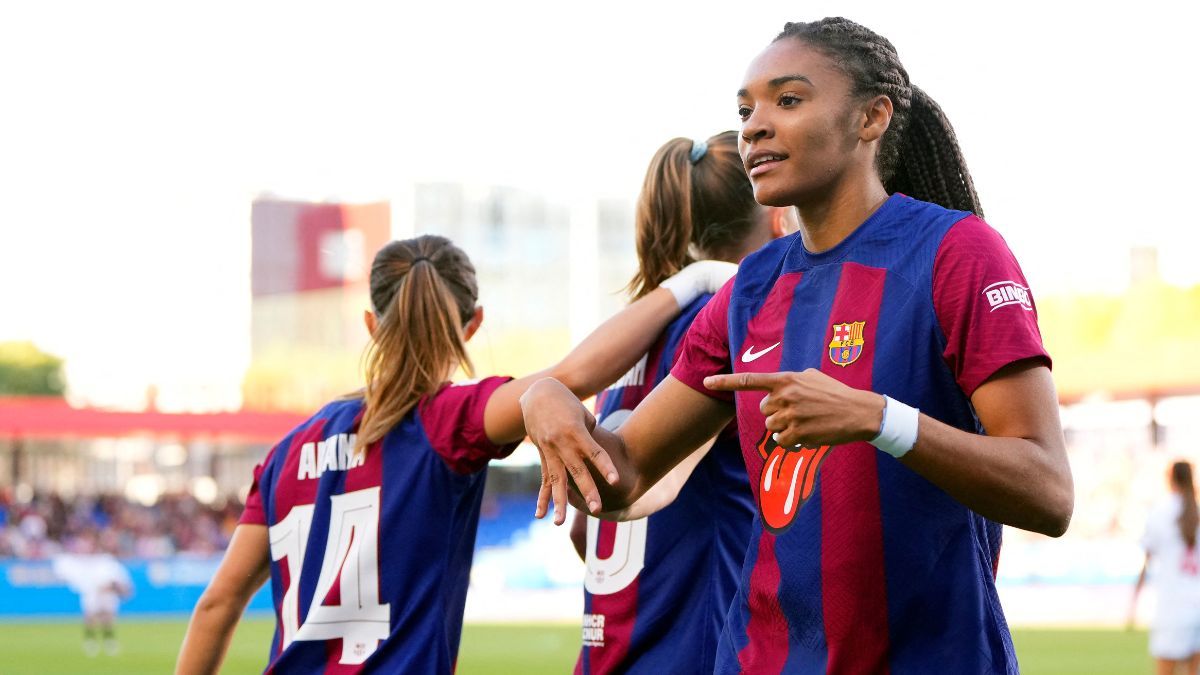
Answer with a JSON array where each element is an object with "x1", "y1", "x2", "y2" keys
[
  {"x1": 1133, "y1": 460, "x2": 1200, "y2": 674},
  {"x1": 570, "y1": 131, "x2": 795, "y2": 675},
  {"x1": 175, "y1": 235, "x2": 734, "y2": 674},
  {"x1": 523, "y1": 17, "x2": 1073, "y2": 673}
]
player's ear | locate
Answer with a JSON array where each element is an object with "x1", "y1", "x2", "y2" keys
[
  {"x1": 363, "y1": 310, "x2": 377, "y2": 338},
  {"x1": 769, "y1": 207, "x2": 798, "y2": 239},
  {"x1": 463, "y1": 306, "x2": 484, "y2": 342},
  {"x1": 859, "y1": 94, "x2": 893, "y2": 144}
]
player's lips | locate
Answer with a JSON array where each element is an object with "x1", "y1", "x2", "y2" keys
[{"x1": 745, "y1": 150, "x2": 788, "y2": 178}]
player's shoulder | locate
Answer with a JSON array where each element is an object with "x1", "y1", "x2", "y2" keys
[
  {"x1": 733, "y1": 232, "x2": 801, "y2": 299},
  {"x1": 273, "y1": 398, "x2": 364, "y2": 456},
  {"x1": 422, "y1": 376, "x2": 511, "y2": 405},
  {"x1": 937, "y1": 212, "x2": 1009, "y2": 254},
  {"x1": 1151, "y1": 495, "x2": 1184, "y2": 521},
  {"x1": 416, "y1": 376, "x2": 512, "y2": 430},
  {"x1": 672, "y1": 293, "x2": 714, "y2": 330},
  {"x1": 887, "y1": 194, "x2": 975, "y2": 245}
]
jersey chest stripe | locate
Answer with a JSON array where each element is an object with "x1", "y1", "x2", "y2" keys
[
  {"x1": 732, "y1": 273, "x2": 802, "y2": 673},
  {"x1": 817, "y1": 262, "x2": 891, "y2": 673},
  {"x1": 732, "y1": 272, "x2": 804, "y2": 487},
  {"x1": 737, "y1": 527, "x2": 789, "y2": 673}
]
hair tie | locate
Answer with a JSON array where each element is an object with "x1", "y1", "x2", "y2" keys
[
  {"x1": 411, "y1": 256, "x2": 431, "y2": 265},
  {"x1": 689, "y1": 139, "x2": 708, "y2": 164}
]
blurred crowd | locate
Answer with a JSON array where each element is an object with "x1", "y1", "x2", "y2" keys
[
  {"x1": 0, "y1": 490, "x2": 243, "y2": 559},
  {"x1": 0, "y1": 437, "x2": 1192, "y2": 573}
]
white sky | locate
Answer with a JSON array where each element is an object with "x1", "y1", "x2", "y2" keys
[{"x1": 1, "y1": 1, "x2": 1197, "y2": 409}]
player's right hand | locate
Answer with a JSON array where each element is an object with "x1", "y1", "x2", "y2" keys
[{"x1": 520, "y1": 377, "x2": 618, "y2": 525}]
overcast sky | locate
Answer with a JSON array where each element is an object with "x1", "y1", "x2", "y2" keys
[{"x1": 2, "y1": 0, "x2": 1196, "y2": 409}]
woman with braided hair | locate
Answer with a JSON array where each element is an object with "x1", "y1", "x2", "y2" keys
[{"x1": 521, "y1": 17, "x2": 1072, "y2": 674}]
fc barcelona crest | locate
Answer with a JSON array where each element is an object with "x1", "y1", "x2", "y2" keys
[{"x1": 828, "y1": 321, "x2": 866, "y2": 367}]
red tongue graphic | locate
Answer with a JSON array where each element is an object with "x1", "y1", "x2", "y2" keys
[{"x1": 757, "y1": 435, "x2": 831, "y2": 534}]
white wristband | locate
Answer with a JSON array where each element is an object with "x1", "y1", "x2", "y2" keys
[
  {"x1": 870, "y1": 395, "x2": 919, "y2": 458},
  {"x1": 659, "y1": 260, "x2": 738, "y2": 308}
]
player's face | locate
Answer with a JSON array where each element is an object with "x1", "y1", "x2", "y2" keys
[{"x1": 737, "y1": 39, "x2": 863, "y2": 207}]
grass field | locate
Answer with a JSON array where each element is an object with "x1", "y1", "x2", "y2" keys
[{"x1": 0, "y1": 618, "x2": 1154, "y2": 674}]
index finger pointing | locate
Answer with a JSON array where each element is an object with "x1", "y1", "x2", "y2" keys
[{"x1": 704, "y1": 371, "x2": 788, "y2": 392}]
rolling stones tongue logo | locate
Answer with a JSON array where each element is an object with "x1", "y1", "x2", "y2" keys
[{"x1": 756, "y1": 430, "x2": 831, "y2": 534}]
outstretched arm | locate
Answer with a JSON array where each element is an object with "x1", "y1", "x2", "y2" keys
[
  {"x1": 595, "y1": 438, "x2": 716, "y2": 521},
  {"x1": 521, "y1": 375, "x2": 733, "y2": 524},
  {"x1": 705, "y1": 359, "x2": 1072, "y2": 537},
  {"x1": 176, "y1": 525, "x2": 271, "y2": 675},
  {"x1": 483, "y1": 261, "x2": 736, "y2": 448}
]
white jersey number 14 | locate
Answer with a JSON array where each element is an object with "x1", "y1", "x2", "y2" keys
[{"x1": 268, "y1": 487, "x2": 391, "y2": 665}]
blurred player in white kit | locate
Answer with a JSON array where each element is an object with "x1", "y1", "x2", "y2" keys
[
  {"x1": 1132, "y1": 460, "x2": 1200, "y2": 675},
  {"x1": 52, "y1": 532, "x2": 133, "y2": 656}
]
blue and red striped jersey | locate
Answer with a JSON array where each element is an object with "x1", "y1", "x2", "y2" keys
[
  {"x1": 672, "y1": 194, "x2": 1050, "y2": 674},
  {"x1": 578, "y1": 295, "x2": 754, "y2": 675},
  {"x1": 239, "y1": 376, "x2": 517, "y2": 674}
]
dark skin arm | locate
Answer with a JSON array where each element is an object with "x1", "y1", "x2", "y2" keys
[
  {"x1": 482, "y1": 286, "x2": 686, "y2": 448},
  {"x1": 705, "y1": 359, "x2": 1073, "y2": 537},
  {"x1": 567, "y1": 436, "x2": 716, "y2": 559},
  {"x1": 526, "y1": 357, "x2": 1072, "y2": 537},
  {"x1": 570, "y1": 510, "x2": 587, "y2": 561},
  {"x1": 520, "y1": 375, "x2": 733, "y2": 524}
]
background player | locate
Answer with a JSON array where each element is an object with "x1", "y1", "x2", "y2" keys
[
  {"x1": 1131, "y1": 461, "x2": 1200, "y2": 675},
  {"x1": 522, "y1": 17, "x2": 1073, "y2": 674},
  {"x1": 569, "y1": 131, "x2": 795, "y2": 674},
  {"x1": 52, "y1": 532, "x2": 133, "y2": 657},
  {"x1": 174, "y1": 235, "x2": 734, "y2": 673}
]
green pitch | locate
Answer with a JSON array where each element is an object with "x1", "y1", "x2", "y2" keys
[{"x1": 0, "y1": 618, "x2": 1153, "y2": 674}]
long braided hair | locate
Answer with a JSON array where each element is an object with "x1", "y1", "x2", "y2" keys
[{"x1": 776, "y1": 18, "x2": 984, "y2": 216}]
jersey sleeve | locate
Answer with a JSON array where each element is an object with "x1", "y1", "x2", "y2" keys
[
  {"x1": 933, "y1": 216, "x2": 1052, "y2": 398},
  {"x1": 237, "y1": 445, "x2": 277, "y2": 526},
  {"x1": 670, "y1": 278, "x2": 735, "y2": 403},
  {"x1": 419, "y1": 375, "x2": 519, "y2": 474}
]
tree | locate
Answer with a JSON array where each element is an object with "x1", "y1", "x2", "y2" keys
[{"x1": 0, "y1": 341, "x2": 65, "y2": 396}]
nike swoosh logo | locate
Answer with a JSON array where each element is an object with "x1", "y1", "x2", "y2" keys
[{"x1": 741, "y1": 341, "x2": 781, "y2": 363}]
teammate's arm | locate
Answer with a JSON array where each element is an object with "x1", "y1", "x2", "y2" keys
[
  {"x1": 705, "y1": 359, "x2": 1073, "y2": 537},
  {"x1": 594, "y1": 438, "x2": 716, "y2": 521},
  {"x1": 521, "y1": 375, "x2": 733, "y2": 524},
  {"x1": 567, "y1": 438, "x2": 715, "y2": 559},
  {"x1": 482, "y1": 261, "x2": 736, "y2": 448},
  {"x1": 176, "y1": 525, "x2": 271, "y2": 675}
]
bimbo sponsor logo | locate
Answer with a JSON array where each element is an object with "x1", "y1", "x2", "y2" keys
[{"x1": 982, "y1": 280, "x2": 1032, "y2": 312}]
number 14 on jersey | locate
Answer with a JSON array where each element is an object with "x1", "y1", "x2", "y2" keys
[{"x1": 268, "y1": 487, "x2": 390, "y2": 665}]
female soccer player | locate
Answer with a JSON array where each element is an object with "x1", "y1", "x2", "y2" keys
[
  {"x1": 569, "y1": 131, "x2": 795, "y2": 674},
  {"x1": 1132, "y1": 461, "x2": 1200, "y2": 675},
  {"x1": 522, "y1": 17, "x2": 1073, "y2": 674},
  {"x1": 174, "y1": 235, "x2": 733, "y2": 674}
]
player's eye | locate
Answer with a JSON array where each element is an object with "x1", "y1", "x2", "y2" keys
[
  {"x1": 737, "y1": 105, "x2": 753, "y2": 121},
  {"x1": 779, "y1": 94, "x2": 801, "y2": 107}
]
